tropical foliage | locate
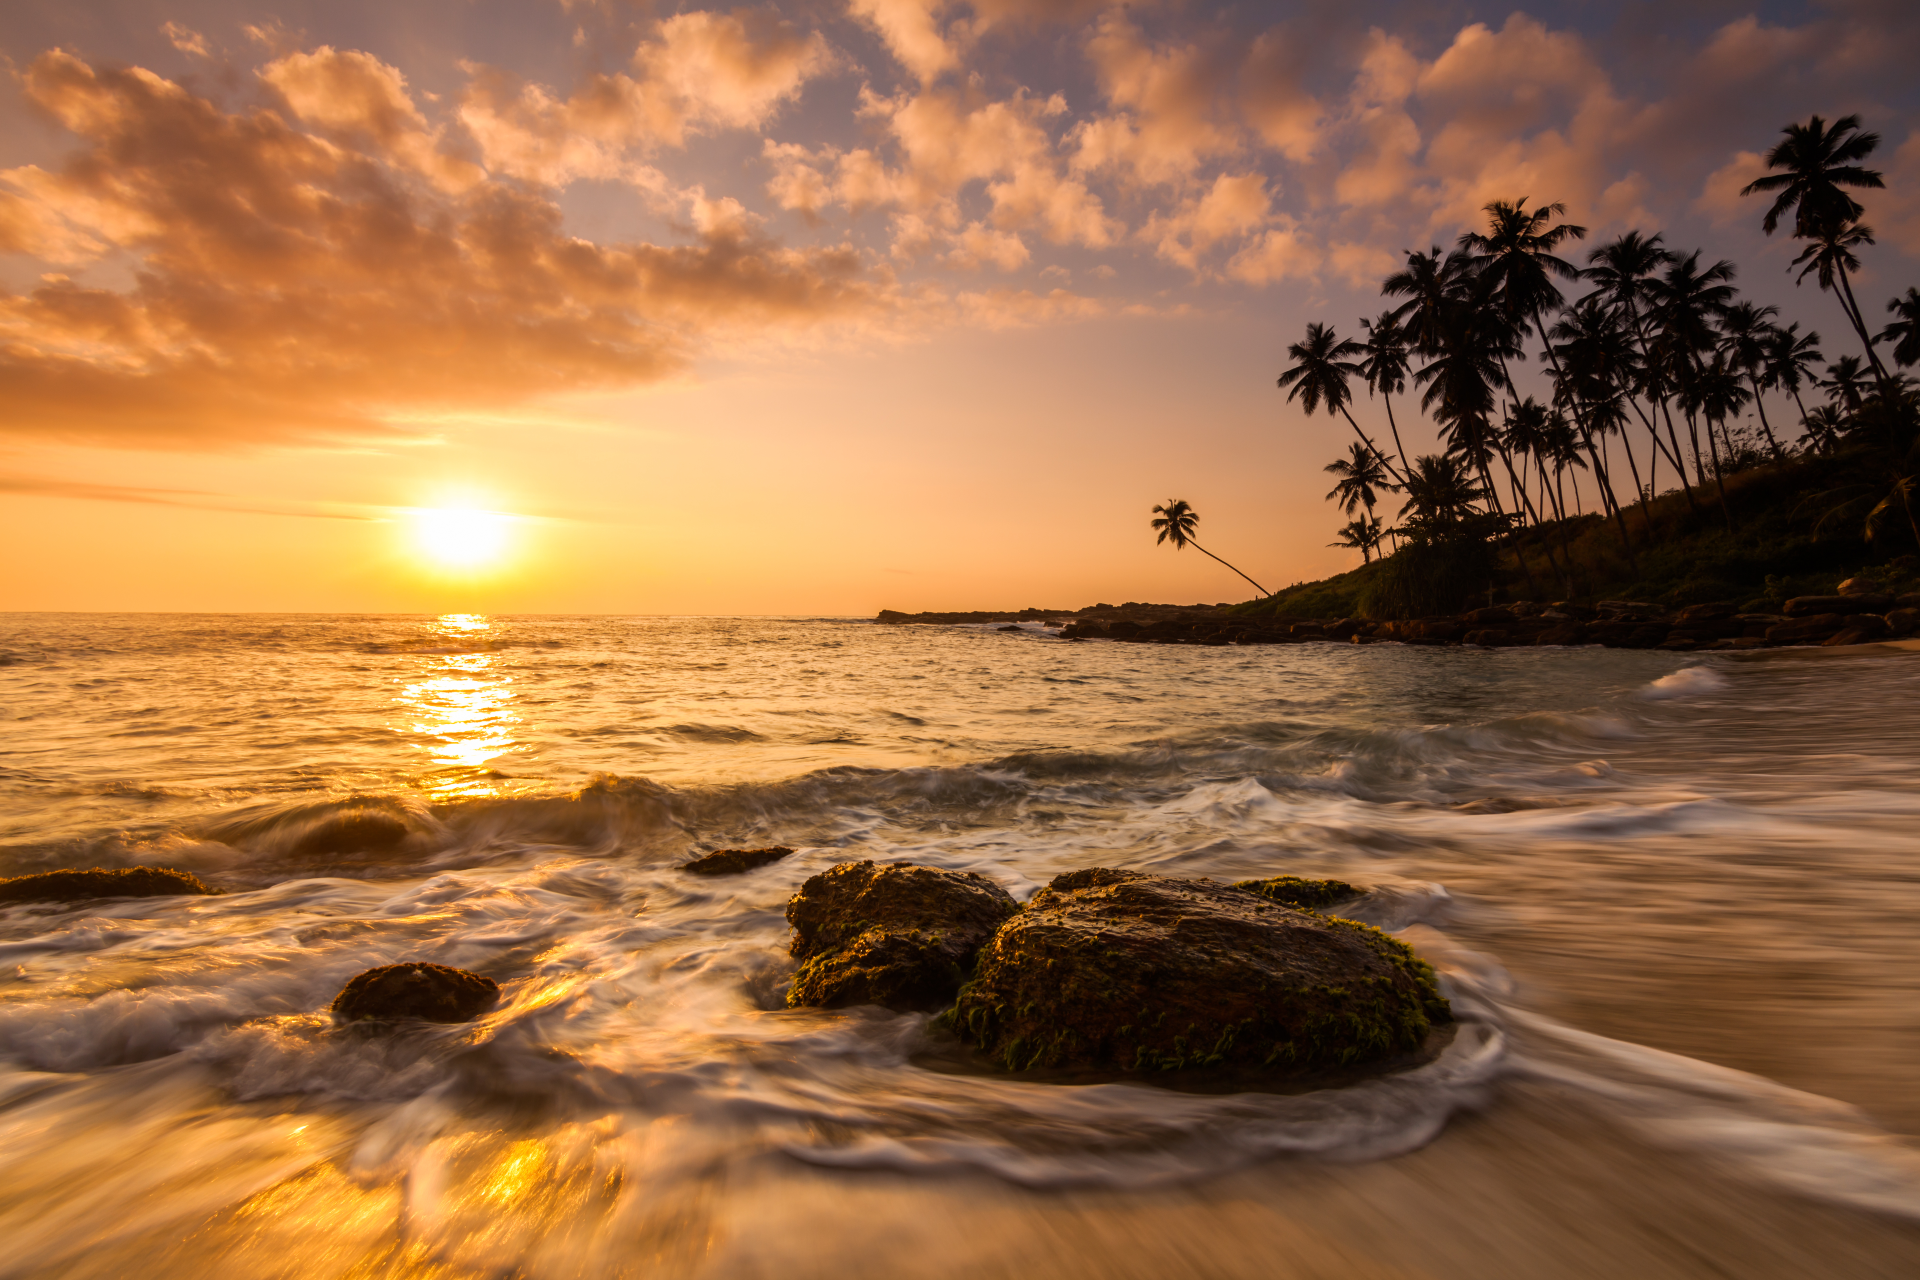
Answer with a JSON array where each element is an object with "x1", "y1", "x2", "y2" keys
[{"x1": 1270, "y1": 113, "x2": 1918, "y2": 614}]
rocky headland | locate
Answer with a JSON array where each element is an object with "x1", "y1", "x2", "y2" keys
[{"x1": 881, "y1": 582, "x2": 1920, "y2": 652}]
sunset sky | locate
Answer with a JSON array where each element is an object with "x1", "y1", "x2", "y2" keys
[{"x1": 4, "y1": 0, "x2": 1918, "y2": 614}]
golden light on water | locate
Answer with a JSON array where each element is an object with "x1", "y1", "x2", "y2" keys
[
  {"x1": 412, "y1": 506, "x2": 514, "y2": 570},
  {"x1": 395, "y1": 614, "x2": 522, "y2": 795}
]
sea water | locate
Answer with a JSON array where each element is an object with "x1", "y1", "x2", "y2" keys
[{"x1": 1, "y1": 613, "x2": 1918, "y2": 1278}]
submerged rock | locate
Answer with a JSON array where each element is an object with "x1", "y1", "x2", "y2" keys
[
  {"x1": 682, "y1": 846, "x2": 795, "y2": 876},
  {"x1": 292, "y1": 809, "x2": 411, "y2": 857},
  {"x1": 951, "y1": 869, "x2": 1449, "y2": 1075},
  {"x1": 786, "y1": 861, "x2": 1018, "y2": 1011},
  {"x1": 1232, "y1": 874, "x2": 1362, "y2": 911},
  {"x1": 0, "y1": 866, "x2": 219, "y2": 904},
  {"x1": 330, "y1": 962, "x2": 500, "y2": 1023}
]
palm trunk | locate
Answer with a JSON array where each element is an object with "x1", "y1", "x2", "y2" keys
[
  {"x1": 1692, "y1": 410, "x2": 1734, "y2": 532},
  {"x1": 1380, "y1": 392, "x2": 1410, "y2": 477},
  {"x1": 1789, "y1": 387, "x2": 1815, "y2": 450},
  {"x1": 1337, "y1": 405, "x2": 1406, "y2": 485},
  {"x1": 1746, "y1": 372, "x2": 1785, "y2": 458},
  {"x1": 1189, "y1": 539, "x2": 1271, "y2": 597},
  {"x1": 1835, "y1": 264, "x2": 1894, "y2": 388}
]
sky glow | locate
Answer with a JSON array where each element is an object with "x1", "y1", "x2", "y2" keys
[{"x1": 1, "y1": 1, "x2": 1917, "y2": 612}]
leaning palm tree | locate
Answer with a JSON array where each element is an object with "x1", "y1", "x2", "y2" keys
[
  {"x1": 1277, "y1": 323, "x2": 1405, "y2": 482},
  {"x1": 1789, "y1": 222, "x2": 1889, "y2": 385},
  {"x1": 1741, "y1": 114, "x2": 1890, "y2": 383},
  {"x1": 1324, "y1": 441, "x2": 1399, "y2": 518},
  {"x1": 1149, "y1": 499, "x2": 1271, "y2": 597},
  {"x1": 1879, "y1": 287, "x2": 1920, "y2": 368}
]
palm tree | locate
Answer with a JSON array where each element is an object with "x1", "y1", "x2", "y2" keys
[
  {"x1": 1880, "y1": 287, "x2": 1920, "y2": 368},
  {"x1": 1329, "y1": 515, "x2": 1386, "y2": 564},
  {"x1": 1741, "y1": 114, "x2": 1884, "y2": 237},
  {"x1": 1582, "y1": 233, "x2": 1689, "y2": 514},
  {"x1": 1324, "y1": 441, "x2": 1398, "y2": 518},
  {"x1": 1357, "y1": 312, "x2": 1413, "y2": 473},
  {"x1": 1382, "y1": 246, "x2": 1477, "y2": 356},
  {"x1": 1818, "y1": 355, "x2": 1870, "y2": 413},
  {"x1": 1789, "y1": 222, "x2": 1890, "y2": 384},
  {"x1": 1762, "y1": 322, "x2": 1825, "y2": 445},
  {"x1": 1277, "y1": 323, "x2": 1405, "y2": 482},
  {"x1": 1741, "y1": 114, "x2": 1890, "y2": 383},
  {"x1": 1458, "y1": 196, "x2": 1648, "y2": 562},
  {"x1": 1399, "y1": 454, "x2": 1486, "y2": 528},
  {"x1": 1800, "y1": 403, "x2": 1846, "y2": 453},
  {"x1": 1149, "y1": 499, "x2": 1271, "y2": 597},
  {"x1": 1648, "y1": 251, "x2": 1739, "y2": 492},
  {"x1": 1718, "y1": 302, "x2": 1786, "y2": 458}
]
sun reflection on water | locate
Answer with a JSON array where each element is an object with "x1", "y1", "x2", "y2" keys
[{"x1": 396, "y1": 614, "x2": 523, "y2": 795}]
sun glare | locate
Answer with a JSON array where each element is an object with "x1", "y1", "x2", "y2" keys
[{"x1": 413, "y1": 506, "x2": 513, "y2": 569}]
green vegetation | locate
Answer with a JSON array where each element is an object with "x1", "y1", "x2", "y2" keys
[
  {"x1": 1252, "y1": 112, "x2": 1919, "y2": 618},
  {"x1": 1233, "y1": 875, "x2": 1362, "y2": 911}
]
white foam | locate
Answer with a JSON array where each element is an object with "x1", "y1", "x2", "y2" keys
[{"x1": 1637, "y1": 665, "x2": 1729, "y2": 700}]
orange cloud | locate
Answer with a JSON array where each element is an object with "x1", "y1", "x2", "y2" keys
[{"x1": 0, "y1": 51, "x2": 882, "y2": 448}]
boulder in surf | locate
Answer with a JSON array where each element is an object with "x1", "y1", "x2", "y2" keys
[
  {"x1": 330, "y1": 962, "x2": 500, "y2": 1023},
  {"x1": 0, "y1": 866, "x2": 219, "y2": 904},
  {"x1": 683, "y1": 845, "x2": 795, "y2": 876},
  {"x1": 951, "y1": 869, "x2": 1449, "y2": 1075},
  {"x1": 786, "y1": 861, "x2": 1018, "y2": 1012}
]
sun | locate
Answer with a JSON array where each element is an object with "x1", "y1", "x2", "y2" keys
[{"x1": 412, "y1": 506, "x2": 513, "y2": 568}]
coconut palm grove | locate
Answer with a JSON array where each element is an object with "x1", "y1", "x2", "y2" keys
[{"x1": 1163, "y1": 113, "x2": 1920, "y2": 622}]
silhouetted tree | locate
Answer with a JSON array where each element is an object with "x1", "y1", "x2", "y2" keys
[
  {"x1": 1277, "y1": 323, "x2": 1404, "y2": 482},
  {"x1": 1149, "y1": 499, "x2": 1271, "y2": 597}
]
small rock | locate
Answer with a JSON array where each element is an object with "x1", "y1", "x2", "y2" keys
[
  {"x1": 330, "y1": 962, "x2": 500, "y2": 1023},
  {"x1": 1886, "y1": 608, "x2": 1919, "y2": 636},
  {"x1": 682, "y1": 846, "x2": 795, "y2": 876},
  {"x1": 0, "y1": 866, "x2": 219, "y2": 904},
  {"x1": 951, "y1": 869, "x2": 1449, "y2": 1075},
  {"x1": 786, "y1": 861, "x2": 1018, "y2": 1011}
]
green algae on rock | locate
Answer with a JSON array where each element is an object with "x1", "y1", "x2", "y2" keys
[
  {"x1": 786, "y1": 861, "x2": 1018, "y2": 1012},
  {"x1": 1232, "y1": 874, "x2": 1362, "y2": 911},
  {"x1": 0, "y1": 866, "x2": 220, "y2": 904},
  {"x1": 330, "y1": 962, "x2": 500, "y2": 1024},
  {"x1": 951, "y1": 868, "x2": 1449, "y2": 1075}
]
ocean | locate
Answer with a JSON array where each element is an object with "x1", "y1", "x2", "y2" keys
[{"x1": 2, "y1": 612, "x2": 1918, "y2": 1278}]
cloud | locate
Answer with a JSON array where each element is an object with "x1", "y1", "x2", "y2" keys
[
  {"x1": 1141, "y1": 172, "x2": 1271, "y2": 271},
  {"x1": 0, "y1": 51, "x2": 884, "y2": 448},
  {"x1": 1073, "y1": 12, "x2": 1237, "y2": 189},
  {"x1": 847, "y1": 0, "x2": 963, "y2": 85},
  {"x1": 460, "y1": 10, "x2": 837, "y2": 184},
  {"x1": 162, "y1": 23, "x2": 210, "y2": 58},
  {"x1": 0, "y1": 474, "x2": 379, "y2": 519}
]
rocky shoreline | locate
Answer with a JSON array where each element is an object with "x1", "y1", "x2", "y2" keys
[{"x1": 881, "y1": 587, "x2": 1920, "y2": 652}]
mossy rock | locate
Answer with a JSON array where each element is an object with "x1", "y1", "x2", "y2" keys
[
  {"x1": 951, "y1": 869, "x2": 1449, "y2": 1075},
  {"x1": 0, "y1": 866, "x2": 219, "y2": 904},
  {"x1": 786, "y1": 861, "x2": 1018, "y2": 1012},
  {"x1": 330, "y1": 962, "x2": 499, "y2": 1024},
  {"x1": 1232, "y1": 875, "x2": 1362, "y2": 911},
  {"x1": 683, "y1": 846, "x2": 794, "y2": 876}
]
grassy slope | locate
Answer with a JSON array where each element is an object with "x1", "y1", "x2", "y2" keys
[{"x1": 1235, "y1": 443, "x2": 1918, "y2": 620}]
